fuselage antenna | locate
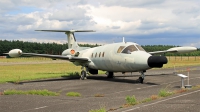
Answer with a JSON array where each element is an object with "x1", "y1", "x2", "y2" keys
[{"x1": 123, "y1": 37, "x2": 125, "y2": 43}]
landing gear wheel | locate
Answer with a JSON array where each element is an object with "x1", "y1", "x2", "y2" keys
[
  {"x1": 107, "y1": 72, "x2": 114, "y2": 78},
  {"x1": 80, "y1": 70, "x2": 86, "y2": 80},
  {"x1": 139, "y1": 77, "x2": 144, "y2": 84}
]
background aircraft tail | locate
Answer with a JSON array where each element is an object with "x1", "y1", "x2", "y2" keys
[{"x1": 35, "y1": 30, "x2": 95, "y2": 49}]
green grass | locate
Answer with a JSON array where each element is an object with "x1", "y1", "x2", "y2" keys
[
  {"x1": 89, "y1": 107, "x2": 106, "y2": 112},
  {"x1": 0, "y1": 58, "x2": 107, "y2": 83},
  {"x1": 125, "y1": 95, "x2": 137, "y2": 105},
  {"x1": 0, "y1": 58, "x2": 81, "y2": 83},
  {"x1": 163, "y1": 56, "x2": 200, "y2": 68},
  {"x1": 61, "y1": 72, "x2": 80, "y2": 77},
  {"x1": 192, "y1": 85, "x2": 200, "y2": 90},
  {"x1": 66, "y1": 92, "x2": 81, "y2": 97},
  {"x1": 3, "y1": 89, "x2": 59, "y2": 96},
  {"x1": 158, "y1": 89, "x2": 174, "y2": 97},
  {"x1": 0, "y1": 57, "x2": 52, "y2": 62},
  {"x1": 141, "y1": 97, "x2": 152, "y2": 103}
]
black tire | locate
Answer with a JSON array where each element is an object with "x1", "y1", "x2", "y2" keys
[
  {"x1": 139, "y1": 77, "x2": 144, "y2": 84},
  {"x1": 81, "y1": 70, "x2": 86, "y2": 80},
  {"x1": 107, "y1": 72, "x2": 114, "y2": 78}
]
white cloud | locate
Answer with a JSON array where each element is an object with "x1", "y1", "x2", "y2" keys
[
  {"x1": 0, "y1": 0, "x2": 200, "y2": 47},
  {"x1": 48, "y1": 7, "x2": 89, "y2": 21},
  {"x1": 101, "y1": 0, "x2": 166, "y2": 7}
]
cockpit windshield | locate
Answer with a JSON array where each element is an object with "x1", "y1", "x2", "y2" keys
[
  {"x1": 136, "y1": 45, "x2": 145, "y2": 51},
  {"x1": 117, "y1": 46, "x2": 125, "y2": 53},
  {"x1": 117, "y1": 45, "x2": 146, "y2": 54},
  {"x1": 121, "y1": 45, "x2": 138, "y2": 54}
]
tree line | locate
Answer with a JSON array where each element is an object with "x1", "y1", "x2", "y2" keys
[
  {"x1": 0, "y1": 40, "x2": 199, "y2": 56},
  {"x1": 0, "y1": 40, "x2": 99, "y2": 56}
]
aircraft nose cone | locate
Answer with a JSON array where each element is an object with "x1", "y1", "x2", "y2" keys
[{"x1": 148, "y1": 56, "x2": 168, "y2": 68}]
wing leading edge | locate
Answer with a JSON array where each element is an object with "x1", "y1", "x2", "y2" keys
[
  {"x1": 5, "y1": 49, "x2": 89, "y2": 62},
  {"x1": 22, "y1": 53, "x2": 89, "y2": 62},
  {"x1": 149, "y1": 46, "x2": 197, "y2": 55}
]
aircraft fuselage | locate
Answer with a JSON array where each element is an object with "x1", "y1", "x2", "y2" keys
[{"x1": 73, "y1": 42, "x2": 155, "y2": 72}]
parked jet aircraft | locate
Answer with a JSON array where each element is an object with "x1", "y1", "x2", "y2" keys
[{"x1": 6, "y1": 30, "x2": 197, "y2": 83}]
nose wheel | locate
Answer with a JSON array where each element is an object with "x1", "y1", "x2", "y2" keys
[
  {"x1": 138, "y1": 71, "x2": 145, "y2": 84},
  {"x1": 138, "y1": 77, "x2": 144, "y2": 83}
]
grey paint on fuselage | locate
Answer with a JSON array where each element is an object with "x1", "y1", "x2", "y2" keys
[{"x1": 78, "y1": 42, "x2": 152, "y2": 72}]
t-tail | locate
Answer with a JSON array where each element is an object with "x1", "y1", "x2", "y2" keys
[{"x1": 35, "y1": 30, "x2": 95, "y2": 49}]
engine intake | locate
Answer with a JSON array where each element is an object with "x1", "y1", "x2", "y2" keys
[{"x1": 148, "y1": 56, "x2": 168, "y2": 68}]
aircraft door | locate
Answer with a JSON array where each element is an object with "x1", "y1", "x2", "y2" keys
[{"x1": 115, "y1": 46, "x2": 130, "y2": 71}]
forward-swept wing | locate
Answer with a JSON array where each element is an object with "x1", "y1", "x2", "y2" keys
[
  {"x1": 4, "y1": 49, "x2": 89, "y2": 62},
  {"x1": 149, "y1": 46, "x2": 197, "y2": 55}
]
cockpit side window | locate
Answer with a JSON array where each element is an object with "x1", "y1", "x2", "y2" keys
[
  {"x1": 122, "y1": 45, "x2": 138, "y2": 54},
  {"x1": 117, "y1": 46, "x2": 125, "y2": 53},
  {"x1": 136, "y1": 45, "x2": 145, "y2": 51}
]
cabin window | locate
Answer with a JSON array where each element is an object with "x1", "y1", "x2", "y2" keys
[
  {"x1": 95, "y1": 53, "x2": 97, "y2": 57},
  {"x1": 136, "y1": 45, "x2": 145, "y2": 51},
  {"x1": 99, "y1": 52, "x2": 101, "y2": 57},
  {"x1": 91, "y1": 53, "x2": 93, "y2": 58},
  {"x1": 117, "y1": 46, "x2": 125, "y2": 53},
  {"x1": 122, "y1": 45, "x2": 138, "y2": 54},
  {"x1": 102, "y1": 52, "x2": 104, "y2": 57}
]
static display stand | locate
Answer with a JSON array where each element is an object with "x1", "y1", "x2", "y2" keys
[{"x1": 177, "y1": 74, "x2": 188, "y2": 88}]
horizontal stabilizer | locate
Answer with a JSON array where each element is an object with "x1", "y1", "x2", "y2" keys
[
  {"x1": 35, "y1": 29, "x2": 95, "y2": 49},
  {"x1": 35, "y1": 30, "x2": 95, "y2": 33}
]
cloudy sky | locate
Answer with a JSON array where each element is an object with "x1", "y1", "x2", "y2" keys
[{"x1": 1, "y1": 0, "x2": 200, "y2": 47}]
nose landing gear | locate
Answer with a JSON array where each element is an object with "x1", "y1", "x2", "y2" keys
[{"x1": 138, "y1": 71, "x2": 145, "y2": 84}]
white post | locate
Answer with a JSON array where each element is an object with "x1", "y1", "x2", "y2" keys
[
  {"x1": 173, "y1": 63, "x2": 176, "y2": 74},
  {"x1": 181, "y1": 77, "x2": 184, "y2": 88},
  {"x1": 185, "y1": 68, "x2": 192, "y2": 89},
  {"x1": 188, "y1": 69, "x2": 189, "y2": 85}
]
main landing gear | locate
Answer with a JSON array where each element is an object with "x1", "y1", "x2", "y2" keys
[
  {"x1": 106, "y1": 72, "x2": 114, "y2": 78},
  {"x1": 138, "y1": 71, "x2": 146, "y2": 84},
  {"x1": 80, "y1": 66, "x2": 88, "y2": 80},
  {"x1": 80, "y1": 70, "x2": 87, "y2": 80}
]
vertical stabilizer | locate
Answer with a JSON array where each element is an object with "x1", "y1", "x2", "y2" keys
[{"x1": 65, "y1": 32, "x2": 79, "y2": 49}]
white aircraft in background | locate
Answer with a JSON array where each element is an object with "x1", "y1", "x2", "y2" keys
[{"x1": 6, "y1": 30, "x2": 197, "y2": 83}]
